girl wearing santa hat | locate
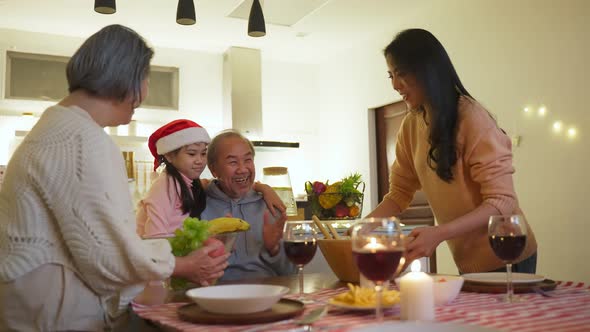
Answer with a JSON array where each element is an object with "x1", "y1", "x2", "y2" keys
[{"x1": 136, "y1": 119, "x2": 285, "y2": 239}]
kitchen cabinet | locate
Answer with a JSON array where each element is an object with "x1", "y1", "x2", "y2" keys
[{"x1": 6, "y1": 51, "x2": 179, "y2": 110}]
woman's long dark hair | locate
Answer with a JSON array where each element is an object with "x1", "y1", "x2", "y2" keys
[
  {"x1": 384, "y1": 28, "x2": 471, "y2": 182},
  {"x1": 161, "y1": 156, "x2": 206, "y2": 218}
]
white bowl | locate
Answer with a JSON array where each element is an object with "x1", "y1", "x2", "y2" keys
[
  {"x1": 394, "y1": 274, "x2": 464, "y2": 306},
  {"x1": 185, "y1": 284, "x2": 289, "y2": 314},
  {"x1": 431, "y1": 275, "x2": 464, "y2": 305}
]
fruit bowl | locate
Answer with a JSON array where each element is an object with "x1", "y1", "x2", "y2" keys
[
  {"x1": 305, "y1": 175, "x2": 365, "y2": 220},
  {"x1": 308, "y1": 192, "x2": 364, "y2": 220}
]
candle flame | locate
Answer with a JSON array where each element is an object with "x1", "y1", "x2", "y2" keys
[
  {"x1": 363, "y1": 237, "x2": 386, "y2": 252},
  {"x1": 410, "y1": 260, "x2": 421, "y2": 272}
]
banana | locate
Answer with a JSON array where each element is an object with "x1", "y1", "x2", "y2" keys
[{"x1": 207, "y1": 217, "x2": 251, "y2": 235}]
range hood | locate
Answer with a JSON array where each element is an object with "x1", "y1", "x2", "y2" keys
[{"x1": 222, "y1": 47, "x2": 299, "y2": 149}]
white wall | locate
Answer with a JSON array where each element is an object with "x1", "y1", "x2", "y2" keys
[
  {"x1": 316, "y1": 0, "x2": 590, "y2": 281},
  {"x1": 258, "y1": 60, "x2": 321, "y2": 197}
]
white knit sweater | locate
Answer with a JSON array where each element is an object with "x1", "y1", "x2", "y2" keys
[{"x1": 0, "y1": 105, "x2": 175, "y2": 320}]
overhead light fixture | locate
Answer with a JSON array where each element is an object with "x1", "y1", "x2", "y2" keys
[
  {"x1": 176, "y1": 0, "x2": 196, "y2": 25},
  {"x1": 251, "y1": 141, "x2": 300, "y2": 150},
  {"x1": 94, "y1": 0, "x2": 116, "y2": 14},
  {"x1": 248, "y1": 0, "x2": 266, "y2": 37}
]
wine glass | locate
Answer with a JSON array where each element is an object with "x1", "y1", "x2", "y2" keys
[
  {"x1": 283, "y1": 220, "x2": 318, "y2": 304},
  {"x1": 352, "y1": 217, "x2": 405, "y2": 321},
  {"x1": 488, "y1": 214, "x2": 528, "y2": 303}
]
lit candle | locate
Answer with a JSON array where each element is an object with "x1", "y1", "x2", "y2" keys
[
  {"x1": 364, "y1": 237, "x2": 386, "y2": 251},
  {"x1": 400, "y1": 260, "x2": 434, "y2": 321},
  {"x1": 359, "y1": 237, "x2": 389, "y2": 289}
]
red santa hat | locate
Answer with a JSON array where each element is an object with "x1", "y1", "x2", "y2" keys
[{"x1": 148, "y1": 119, "x2": 211, "y2": 171}]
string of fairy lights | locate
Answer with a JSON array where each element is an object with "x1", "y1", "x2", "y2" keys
[{"x1": 522, "y1": 105, "x2": 578, "y2": 140}]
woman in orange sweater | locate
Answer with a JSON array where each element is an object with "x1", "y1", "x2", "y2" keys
[{"x1": 368, "y1": 28, "x2": 537, "y2": 274}]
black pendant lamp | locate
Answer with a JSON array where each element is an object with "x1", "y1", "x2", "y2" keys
[
  {"x1": 248, "y1": 0, "x2": 266, "y2": 37},
  {"x1": 94, "y1": 0, "x2": 116, "y2": 14},
  {"x1": 176, "y1": 0, "x2": 196, "y2": 25}
]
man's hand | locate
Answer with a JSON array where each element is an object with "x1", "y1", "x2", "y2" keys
[{"x1": 262, "y1": 210, "x2": 286, "y2": 256}]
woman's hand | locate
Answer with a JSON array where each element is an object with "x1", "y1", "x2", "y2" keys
[
  {"x1": 173, "y1": 241, "x2": 230, "y2": 286},
  {"x1": 262, "y1": 211, "x2": 286, "y2": 257},
  {"x1": 403, "y1": 226, "x2": 444, "y2": 269},
  {"x1": 255, "y1": 183, "x2": 287, "y2": 219}
]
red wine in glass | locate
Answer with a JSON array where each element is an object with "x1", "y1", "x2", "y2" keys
[
  {"x1": 488, "y1": 215, "x2": 528, "y2": 303},
  {"x1": 284, "y1": 240, "x2": 317, "y2": 266},
  {"x1": 489, "y1": 235, "x2": 527, "y2": 262},
  {"x1": 352, "y1": 217, "x2": 404, "y2": 321},
  {"x1": 283, "y1": 220, "x2": 318, "y2": 304},
  {"x1": 353, "y1": 249, "x2": 404, "y2": 282}
]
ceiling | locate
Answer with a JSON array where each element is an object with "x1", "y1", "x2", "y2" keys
[{"x1": 0, "y1": 0, "x2": 422, "y2": 63}]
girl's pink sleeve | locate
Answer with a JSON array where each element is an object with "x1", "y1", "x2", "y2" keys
[{"x1": 136, "y1": 175, "x2": 176, "y2": 238}]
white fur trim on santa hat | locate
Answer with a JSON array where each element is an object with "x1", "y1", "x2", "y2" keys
[{"x1": 156, "y1": 127, "x2": 211, "y2": 155}]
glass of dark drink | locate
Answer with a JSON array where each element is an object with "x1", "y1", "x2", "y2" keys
[
  {"x1": 283, "y1": 220, "x2": 318, "y2": 304},
  {"x1": 352, "y1": 217, "x2": 405, "y2": 321},
  {"x1": 488, "y1": 214, "x2": 528, "y2": 303}
]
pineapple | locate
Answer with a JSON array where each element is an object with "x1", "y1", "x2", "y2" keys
[{"x1": 340, "y1": 173, "x2": 362, "y2": 195}]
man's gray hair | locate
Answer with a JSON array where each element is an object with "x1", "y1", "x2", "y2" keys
[
  {"x1": 207, "y1": 130, "x2": 255, "y2": 168},
  {"x1": 66, "y1": 24, "x2": 153, "y2": 106}
]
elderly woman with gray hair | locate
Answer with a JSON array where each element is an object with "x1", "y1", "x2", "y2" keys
[{"x1": 0, "y1": 25, "x2": 226, "y2": 331}]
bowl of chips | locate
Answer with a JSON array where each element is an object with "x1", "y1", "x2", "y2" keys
[{"x1": 328, "y1": 283, "x2": 401, "y2": 309}]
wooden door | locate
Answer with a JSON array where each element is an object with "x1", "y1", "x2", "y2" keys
[{"x1": 375, "y1": 102, "x2": 407, "y2": 202}]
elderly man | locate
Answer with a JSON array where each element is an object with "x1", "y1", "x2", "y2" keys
[{"x1": 201, "y1": 130, "x2": 296, "y2": 281}]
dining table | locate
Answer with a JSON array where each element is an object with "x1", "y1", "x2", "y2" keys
[{"x1": 132, "y1": 273, "x2": 590, "y2": 331}]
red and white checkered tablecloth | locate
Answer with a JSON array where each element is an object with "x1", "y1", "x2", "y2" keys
[{"x1": 132, "y1": 281, "x2": 590, "y2": 332}]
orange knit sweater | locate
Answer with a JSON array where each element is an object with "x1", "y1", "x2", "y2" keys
[{"x1": 384, "y1": 96, "x2": 537, "y2": 273}]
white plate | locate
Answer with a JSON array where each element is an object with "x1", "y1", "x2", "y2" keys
[
  {"x1": 185, "y1": 284, "x2": 289, "y2": 314},
  {"x1": 462, "y1": 272, "x2": 544, "y2": 284},
  {"x1": 328, "y1": 299, "x2": 398, "y2": 311},
  {"x1": 349, "y1": 321, "x2": 497, "y2": 332}
]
